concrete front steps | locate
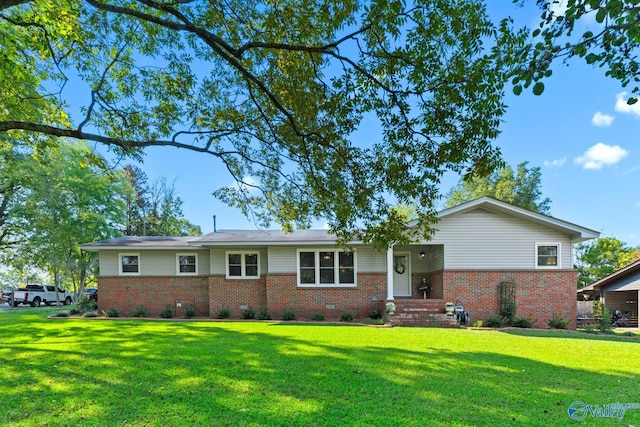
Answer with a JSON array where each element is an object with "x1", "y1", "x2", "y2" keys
[{"x1": 387, "y1": 299, "x2": 460, "y2": 327}]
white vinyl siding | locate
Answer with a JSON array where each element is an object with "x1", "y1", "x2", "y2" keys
[
  {"x1": 99, "y1": 250, "x2": 210, "y2": 276},
  {"x1": 429, "y1": 209, "x2": 574, "y2": 269}
]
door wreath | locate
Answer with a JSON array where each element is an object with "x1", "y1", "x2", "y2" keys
[{"x1": 394, "y1": 260, "x2": 406, "y2": 274}]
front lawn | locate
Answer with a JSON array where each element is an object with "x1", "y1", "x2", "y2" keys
[{"x1": 1, "y1": 307, "x2": 638, "y2": 426}]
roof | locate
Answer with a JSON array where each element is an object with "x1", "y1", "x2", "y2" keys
[
  {"x1": 80, "y1": 236, "x2": 193, "y2": 251},
  {"x1": 429, "y1": 196, "x2": 600, "y2": 242},
  {"x1": 81, "y1": 196, "x2": 599, "y2": 250},
  {"x1": 578, "y1": 259, "x2": 640, "y2": 293}
]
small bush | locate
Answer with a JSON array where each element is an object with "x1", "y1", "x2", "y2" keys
[
  {"x1": 598, "y1": 308, "x2": 613, "y2": 333},
  {"x1": 82, "y1": 311, "x2": 100, "y2": 318},
  {"x1": 257, "y1": 306, "x2": 272, "y2": 320},
  {"x1": 104, "y1": 307, "x2": 120, "y2": 317},
  {"x1": 341, "y1": 311, "x2": 354, "y2": 322},
  {"x1": 159, "y1": 305, "x2": 174, "y2": 319},
  {"x1": 241, "y1": 308, "x2": 256, "y2": 319},
  {"x1": 184, "y1": 307, "x2": 196, "y2": 319},
  {"x1": 132, "y1": 305, "x2": 149, "y2": 318},
  {"x1": 310, "y1": 311, "x2": 326, "y2": 321},
  {"x1": 369, "y1": 309, "x2": 382, "y2": 320},
  {"x1": 471, "y1": 320, "x2": 483, "y2": 328},
  {"x1": 282, "y1": 307, "x2": 296, "y2": 321},
  {"x1": 51, "y1": 311, "x2": 69, "y2": 318},
  {"x1": 69, "y1": 305, "x2": 82, "y2": 315},
  {"x1": 548, "y1": 313, "x2": 568, "y2": 329},
  {"x1": 483, "y1": 315, "x2": 508, "y2": 328},
  {"x1": 216, "y1": 306, "x2": 231, "y2": 319},
  {"x1": 511, "y1": 317, "x2": 536, "y2": 328}
]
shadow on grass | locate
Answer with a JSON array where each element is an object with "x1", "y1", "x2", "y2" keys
[
  {"x1": 1, "y1": 314, "x2": 639, "y2": 426},
  {"x1": 496, "y1": 327, "x2": 640, "y2": 343}
]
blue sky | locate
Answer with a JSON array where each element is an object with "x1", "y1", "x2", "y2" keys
[{"x1": 120, "y1": 3, "x2": 640, "y2": 248}]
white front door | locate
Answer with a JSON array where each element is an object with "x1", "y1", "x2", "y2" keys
[{"x1": 393, "y1": 253, "x2": 411, "y2": 297}]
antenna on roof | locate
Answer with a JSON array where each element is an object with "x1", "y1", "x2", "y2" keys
[{"x1": 213, "y1": 214, "x2": 217, "y2": 233}]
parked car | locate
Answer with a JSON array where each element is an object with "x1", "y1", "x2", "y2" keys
[
  {"x1": 84, "y1": 287, "x2": 98, "y2": 303},
  {"x1": 11, "y1": 284, "x2": 74, "y2": 307}
]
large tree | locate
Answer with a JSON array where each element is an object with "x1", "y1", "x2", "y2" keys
[
  {"x1": 575, "y1": 237, "x2": 640, "y2": 287},
  {"x1": 13, "y1": 141, "x2": 130, "y2": 295},
  {"x1": 0, "y1": 0, "x2": 528, "y2": 247},
  {"x1": 444, "y1": 161, "x2": 552, "y2": 214}
]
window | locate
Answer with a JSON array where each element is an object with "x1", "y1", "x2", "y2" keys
[
  {"x1": 535, "y1": 243, "x2": 560, "y2": 268},
  {"x1": 297, "y1": 250, "x2": 356, "y2": 287},
  {"x1": 119, "y1": 253, "x2": 140, "y2": 275},
  {"x1": 226, "y1": 252, "x2": 260, "y2": 279},
  {"x1": 177, "y1": 254, "x2": 198, "y2": 275}
]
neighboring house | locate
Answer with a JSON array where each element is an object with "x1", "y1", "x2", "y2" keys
[
  {"x1": 81, "y1": 197, "x2": 599, "y2": 328},
  {"x1": 577, "y1": 260, "x2": 640, "y2": 327}
]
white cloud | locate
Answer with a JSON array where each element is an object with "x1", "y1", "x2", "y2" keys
[
  {"x1": 591, "y1": 112, "x2": 614, "y2": 127},
  {"x1": 615, "y1": 92, "x2": 640, "y2": 117},
  {"x1": 544, "y1": 157, "x2": 567, "y2": 167},
  {"x1": 547, "y1": 0, "x2": 569, "y2": 18},
  {"x1": 574, "y1": 143, "x2": 628, "y2": 170}
]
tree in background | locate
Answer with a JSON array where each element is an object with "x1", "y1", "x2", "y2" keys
[
  {"x1": 9, "y1": 142, "x2": 131, "y2": 296},
  {"x1": 0, "y1": 1, "x2": 530, "y2": 247},
  {"x1": 444, "y1": 161, "x2": 551, "y2": 214},
  {"x1": 122, "y1": 166, "x2": 202, "y2": 237},
  {"x1": 575, "y1": 237, "x2": 640, "y2": 287}
]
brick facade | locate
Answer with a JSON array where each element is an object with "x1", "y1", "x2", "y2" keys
[
  {"x1": 97, "y1": 276, "x2": 210, "y2": 317},
  {"x1": 439, "y1": 269, "x2": 578, "y2": 329},
  {"x1": 98, "y1": 269, "x2": 578, "y2": 328}
]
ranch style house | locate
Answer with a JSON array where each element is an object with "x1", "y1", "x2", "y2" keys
[{"x1": 81, "y1": 197, "x2": 599, "y2": 328}]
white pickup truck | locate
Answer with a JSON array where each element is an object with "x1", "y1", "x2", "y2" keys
[{"x1": 9, "y1": 284, "x2": 74, "y2": 307}]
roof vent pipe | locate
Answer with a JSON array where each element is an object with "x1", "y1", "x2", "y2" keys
[{"x1": 213, "y1": 215, "x2": 217, "y2": 233}]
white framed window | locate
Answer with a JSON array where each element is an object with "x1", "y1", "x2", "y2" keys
[
  {"x1": 177, "y1": 253, "x2": 198, "y2": 275},
  {"x1": 297, "y1": 249, "x2": 356, "y2": 287},
  {"x1": 119, "y1": 253, "x2": 140, "y2": 275},
  {"x1": 226, "y1": 251, "x2": 260, "y2": 279},
  {"x1": 535, "y1": 243, "x2": 561, "y2": 268}
]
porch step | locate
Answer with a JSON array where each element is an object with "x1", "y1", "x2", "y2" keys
[{"x1": 386, "y1": 299, "x2": 461, "y2": 328}]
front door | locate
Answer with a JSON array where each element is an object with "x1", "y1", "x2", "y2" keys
[{"x1": 393, "y1": 253, "x2": 411, "y2": 297}]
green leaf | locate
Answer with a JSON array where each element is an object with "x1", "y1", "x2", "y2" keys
[
  {"x1": 585, "y1": 53, "x2": 599, "y2": 64},
  {"x1": 532, "y1": 81, "x2": 545, "y2": 96},
  {"x1": 627, "y1": 97, "x2": 638, "y2": 105},
  {"x1": 595, "y1": 7, "x2": 607, "y2": 23},
  {"x1": 513, "y1": 85, "x2": 523, "y2": 96}
]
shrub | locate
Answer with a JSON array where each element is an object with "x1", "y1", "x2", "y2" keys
[
  {"x1": 132, "y1": 305, "x2": 149, "y2": 318},
  {"x1": 471, "y1": 320, "x2": 483, "y2": 328},
  {"x1": 548, "y1": 313, "x2": 568, "y2": 329},
  {"x1": 598, "y1": 308, "x2": 613, "y2": 333},
  {"x1": 69, "y1": 305, "x2": 82, "y2": 315},
  {"x1": 159, "y1": 305, "x2": 174, "y2": 319},
  {"x1": 82, "y1": 311, "x2": 100, "y2": 318},
  {"x1": 483, "y1": 315, "x2": 508, "y2": 328},
  {"x1": 51, "y1": 311, "x2": 69, "y2": 318},
  {"x1": 184, "y1": 307, "x2": 196, "y2": 319},
  {"x1": 104, "y1": 307, "x2": 120, "y2": 318},
  {"x1": 310, "y1": 311, "x2": 326, "y2": 321},
  {"x1": 257, "y1": 306, "x2": 272, "y2": 320},
  {"x1": 282, "y1": 307, "x2": 296, "y2": 321},
  {"x1": 369, "y1": 309, "x2": 381, "y2": 320},
  {"x1": 242, "y1": 308, "x2": 256, "y2": 319},
  {"x1": 216, "y1": 306, "x2": 231, "y2": 319},
  {"x1": 511, "y1": 317, "x2": 536, "y2": 328},
  {"x1": 341, "y1": 311, "x2": 354, "y2": 322}
]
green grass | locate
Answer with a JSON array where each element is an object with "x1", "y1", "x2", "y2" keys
[{"x1": 1, "y1": 307, "x2": 639, "y2": 426}]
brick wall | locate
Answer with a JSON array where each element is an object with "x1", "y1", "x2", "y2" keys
[
  {"x1": 440, "y1": 269, "x2": 578, "y2": 329},
  {"x1": 265, "y1": 272, "x2": 387, "y2": 319},
  {"x1": 208, "y1": 275, "x2": 267, "y2": 318},
  {"x1": 97, "y1": 276, "x2": 210, "y2": 317}
]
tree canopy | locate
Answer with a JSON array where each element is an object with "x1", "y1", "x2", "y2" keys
[
  {"x1": 575, "y1": 237, "x2": 640, "y2": 286},
  {"x1": 0, "y1": 0, "x2": 530, "y2": 247},
  {"x1": 444, "y1": 161, "x2": 552, "y2": 214}
]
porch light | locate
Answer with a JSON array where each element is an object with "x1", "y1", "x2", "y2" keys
[{"x1": 419, "y1": 251, "x2": 426, "y2": 260}]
